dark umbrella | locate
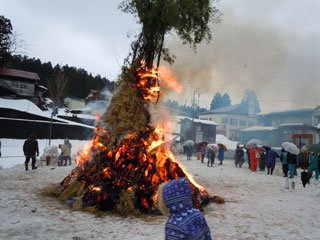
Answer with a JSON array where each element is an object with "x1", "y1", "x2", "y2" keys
[
  {"x1": 197, "y1": 141, "x2": 208, "y2": 149},
  {"x1": 262, "y1": 145, "x2": 271, "y2": 152},
  {"x1": 308, "y1": 144, "x2": 320, "y2": 154}
]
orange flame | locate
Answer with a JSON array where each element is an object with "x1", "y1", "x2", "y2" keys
[{"x1": 158, "y1": 66, "x2": 183, "y2": 93}]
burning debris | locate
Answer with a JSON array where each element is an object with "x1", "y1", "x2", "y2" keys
[
  {"x1": 57, "y1": 0, "x2": 222, "y2": 215},
  {"x1": 58, "y1": 63, "x2": 212, "y2": 214}
]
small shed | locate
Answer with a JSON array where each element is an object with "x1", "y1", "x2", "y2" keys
[{"x1": 180, "y1": 118, "x2": 217, "y2": 143}]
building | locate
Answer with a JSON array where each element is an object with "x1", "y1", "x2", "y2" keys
[
  {"x1": 198, "y1": 100, "x2": 258, "y2": 141},
  {"x1": 180, "y1": 118, "x2": 217, "y2": 143},
  {"x1": 240, "y1": 107, "x2": 320, "y2": 147},
  {"x1": 0, "y1": 67, "x2": 47, "y2": 109},
  {"x1": 64, "y1": 96, "x2": 86, "y2": 110}
]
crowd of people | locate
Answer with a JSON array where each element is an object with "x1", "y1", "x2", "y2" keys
[{"x1": 183, "y1": 142, "x2": 320, "y2": 185}]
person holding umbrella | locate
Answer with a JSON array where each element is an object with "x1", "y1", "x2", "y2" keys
[
  {"x1": 308, "y1": 152, "x2": 319, "y2": 181},
  {"x1": 218, "y1": 144, "x2": 225, "y2": 165},
  {"x1": 207, "y1": 144, "x2": 217, "y2": 167},
  {"x1": 249, "y1": 144, "x2": 261, "y2": 172},
  {"x1": 282, "y1": 142, "x2": 299, "y2": 179}
]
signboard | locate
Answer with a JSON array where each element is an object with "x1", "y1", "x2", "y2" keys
[{"x1": 3, "y1": 79, "x2": 35, "y2": 96}]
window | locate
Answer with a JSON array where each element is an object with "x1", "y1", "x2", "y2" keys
[
  {"x1": 230, "y1": 118, "x2": 238, "y2": 126},
  {"x1": 240, "y1": 120, "x2": 247, "y2": 126},
  {"x1": 196, "y1": 125, "x2": 201, "y2": 131},
  {"x1": 222, "y1": 117, "x2": 228, "y2": 124},
  {"x1": 248, "y1": 121, "x2": 256, "y2": 127}
]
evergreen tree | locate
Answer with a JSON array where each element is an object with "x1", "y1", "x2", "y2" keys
[
  {"x1": 210, "y1": 92, "x2": 231, "y2": 110},
  {"x1": 241, "y1": 89, "x2": 261, "y2": 114},
  {"x1": 0, "y1": 15, "x2": 14, "y2": 65}
]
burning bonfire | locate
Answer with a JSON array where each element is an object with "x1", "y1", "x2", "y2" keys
[{"x1": 57, "y1": 61, "x2": 219, "y2": 215}]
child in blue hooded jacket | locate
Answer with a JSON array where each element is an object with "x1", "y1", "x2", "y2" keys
[{"x1": 158, "y1": 177, "x2": 212, "y2": 240}]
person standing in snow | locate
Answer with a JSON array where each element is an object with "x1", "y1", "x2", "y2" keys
[
  {"x1": 245, "y1": 145, "x2": 251, "y2": 169},
  {"x1": 308, "y1": 152, "x2": 319, "y2": 181},
  {"x1": 200, "y1": 145, "x2": 206, "y2": 163},
  {"x1": 218, "y1": 144, "x2": 224, "y2": 165},
  {"x1": 249, "y1": 145, "x2": 260, "y2": 172},
  {"x1": 235, "y1": 145, "x2": 244, "y2": 168},
  {"x1": 266, "y1": 149, "x2": 280, "y2": 175},
  {"x1": 280, "y1": 148, "x2": 288, "y2": 177},
  {"x1": 259, "y1": 148, "x2": 266, "y2": 171},
  {"x1": 61, "y1": 139, "x2": 72, "y2": 166},
  {"x1": 186, "y1": 145, "x2": 192, "y2": 160},
  {"x1": 158, "y1": 177, "x2": 212, "y2": 240},
  {"x1": 207, "y1": 147, "x2": 215, "y2": 167},
  {"x1": 287, "y1": 151, "x2": 297, "y2": 179},
  {"x1": 23, "y1": 133, "x2": 39, "y2": 171}
]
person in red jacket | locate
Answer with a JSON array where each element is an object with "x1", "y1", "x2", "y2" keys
[{"x1": 249, "y1": 146, "x2": 261, "y2": 172}]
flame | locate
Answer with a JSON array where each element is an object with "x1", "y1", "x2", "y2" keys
[
  {"x1": 158, "y1": 66, "x2": 183, "y2": 93},
  {"x1": 89, "y1": 185, "x2": 102, "y2": 192},
  {"x1": 61, "y1": 59, "x2": 208, "y2": 212}
]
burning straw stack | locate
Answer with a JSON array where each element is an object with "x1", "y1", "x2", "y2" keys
[{"x1": 57, "y1": 62, "x2": 217, "y2": 215}]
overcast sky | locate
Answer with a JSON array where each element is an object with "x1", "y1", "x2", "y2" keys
[{"x1": 1, "y1": 0, "x2": 320, "y2": 113}]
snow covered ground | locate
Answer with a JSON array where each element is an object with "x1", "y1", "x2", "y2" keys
[
  {"x1": 1, "y1": 149, "x2": 320, "y2": 239},
  {"x1": 0, "y1": 139, "x2": 88, "y2": 169}
]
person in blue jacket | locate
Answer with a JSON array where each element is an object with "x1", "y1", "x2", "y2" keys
[
  {"x1": 158, "y1": 177, "x2": 212, "y2": 240},
  {"x1": 266, "y1": 149, "x2": 280, "y2": 175},
  {"x1": 218, "y1": 144, "x2": 224, "y2": 165}
]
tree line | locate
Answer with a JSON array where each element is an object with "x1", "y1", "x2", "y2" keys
[
  {"x1": 1, "y1": 15, "x2": 114, "y2": 103},
  {"x1": 5, "y1": 55, "x2": 114, "y2": 102}
]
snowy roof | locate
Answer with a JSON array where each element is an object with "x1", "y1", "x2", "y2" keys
[
  {"x1": 258, "y1": 108, "x2": 314, "y2": 116},
  {"x1": 279, "y1": 123, "x2": 304, "y2": 127},
  {"x1": 181, "y1": 117, "x2": 217, "y2": 126},
  {"x1": 0, "y1": 67, "x2": 40, "y2": 81},
  {"x1": 0, "y1": 98, "x2": 94, "y2": 129},
  {"x1": 0, "y1": 98, "x2": 49, "y2": 118},
  {"x1": 241, "y1": 126, "x2": 277, "y2": 132},
  {"x1": 317, "y1": 123, "x2": 320, "y2": 129}
]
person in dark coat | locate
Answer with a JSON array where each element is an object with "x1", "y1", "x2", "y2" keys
[
  {"x1": 245, "y1": 145, "x2": 251, "y2": 169},
  {"x1": 235, "y1": 146, "x2": 244, "y2": 168},
  {"x1": 23, "y1": 133, "x2": 39, "y2": 171},
  {"x1": 200, "y1": 145, "x2": 206, "y2": 163},
  {"x1": 158, "y1": 178, "x2": 212, "y2": 240},
  {"x1": 207, "y1": 147, "x2": 215, "y2": 167},
  {"x1": 266, "y1": 149, "x2": 280, "y2": 175},
  {"x1": 287, "y1": 151, "x2": 297, "y2": 179},
  {"x1": 280, "y1": 148, "x2": 288, "y2": 177},
  {"x1": 186, "y1": 146, "x2": 192, "y2": 160},
  {"x1": 259, "y1": 148, "x2": 266, "y2": 171}
]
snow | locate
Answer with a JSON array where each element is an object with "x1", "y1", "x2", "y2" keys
[
  {"x1": 216, "y1": 134, "x2": 238, "y2": 150},
  {"x1": 0, "y1": 150, "x2": 320, "y2": 239},
  {"x1": 279, "y1": 123, "x2": 304, "y2": 127},
  {"x1": 0, "y1": 99, "x2": 49, "y2": 118},
  {"x1": 241, "y1": 126, "x2": 277, "y2": 132},
  {"x1": 0, "y1": 139, "x2": 88, "y2": 169}
]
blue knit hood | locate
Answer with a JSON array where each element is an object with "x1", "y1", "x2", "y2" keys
[{"x1": 162, "y1": 177, "x2": 193, "y2": 214}]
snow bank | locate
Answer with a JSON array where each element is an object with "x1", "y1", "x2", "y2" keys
[{"x1": 216, "y1": 134, "x2": 238, "y2": 151}]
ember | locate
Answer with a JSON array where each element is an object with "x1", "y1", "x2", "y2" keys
[{"x1": 58, "y1": 62, "x2": 211, "y2": 214}]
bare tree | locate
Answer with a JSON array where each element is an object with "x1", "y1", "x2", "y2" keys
[{"x1": 48, "y1": 69, "x2": 68, "y2": 106}]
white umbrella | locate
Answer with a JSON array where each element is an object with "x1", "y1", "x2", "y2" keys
[
  {"x1": 282, "y1": 142, "x2": 299, "y2": 155},
  {"x1": 246, "y1": 139, "x2": 262, "y2": 148},
  {"x1": 207, "y1": 144, "x2": 218, "y2": 154},
  {"x1": 184, "y1": 140, "x2": 194, "y2": 147}
]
